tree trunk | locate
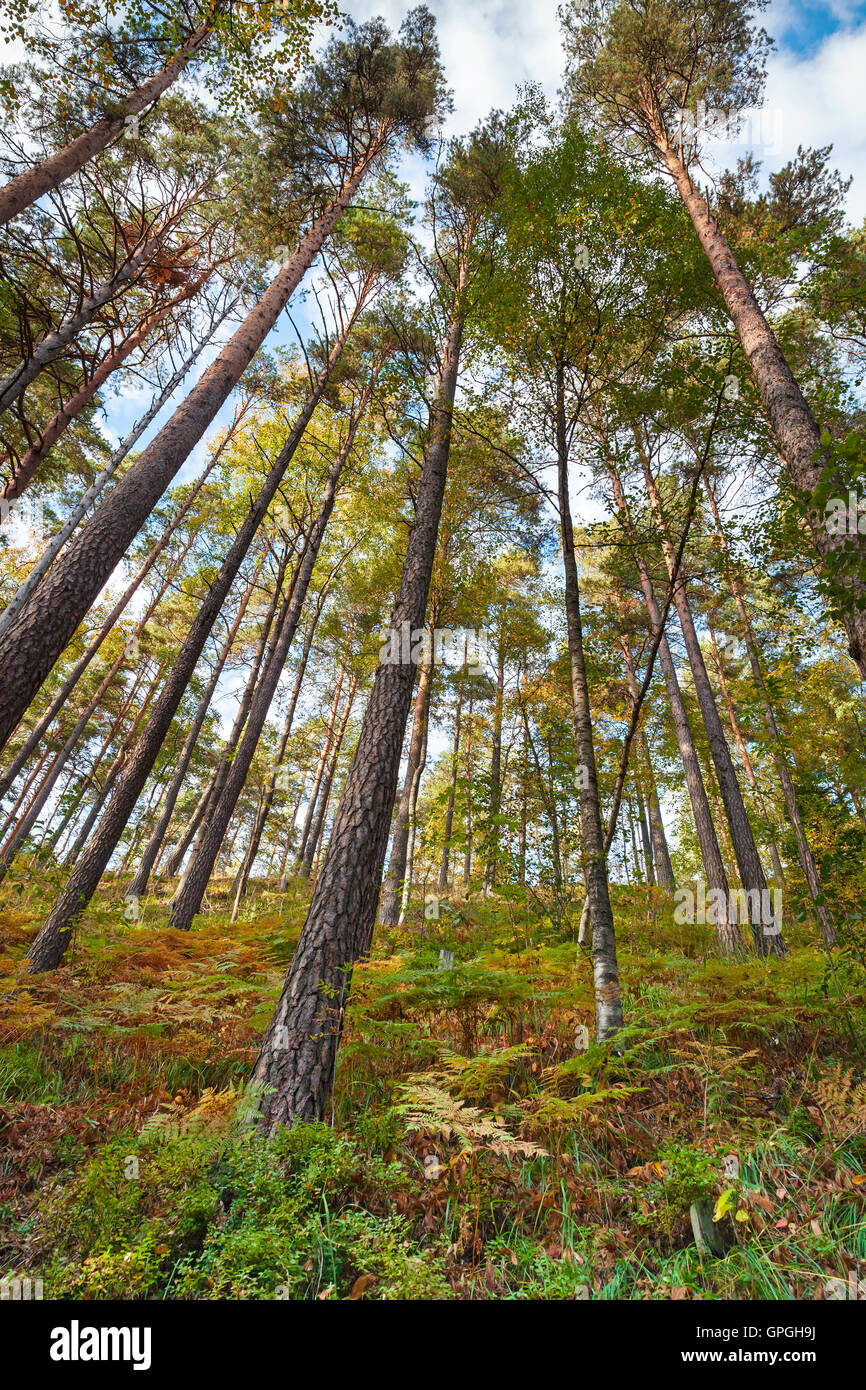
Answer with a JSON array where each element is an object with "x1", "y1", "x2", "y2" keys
[
  {"x1": 127, "y1": 549, "x2": 266, "y2": 897},
  {"x1": 0, "y1": 219, "x2": 183, "y2": 414},
  {"x1": 0, "y1": 299, "x2": 237, "y2": 645},
  {"x1": 702, "y1": 475, "x2": 835, "y2": 945},
  {"x1": 555, "y1": 375, "x2": 622, "y2": 1039},
  {"x1": 294, "y1": 668, "x2": 346, "y2": 874},
  {"x1": 484, "y1": 639, "x2": 505, "y2": 889},
  {"x1": 24, "y1": 317, "x2": 352, "y2": 972},
  {"x1": 231, "y1": 589, "x2": 327, "y2": 910},
  {"x1": 619, "y1": 633, "x2": 675, "y2": 890},
  {"x1": 605, "y1": 457, "x2": 736, "y2": 950},
  {"x1": 0, "y1": 22, "x2": 213, "y2": 226},
  {"x1": 437, "y1": 649, "x2": 467, "y2": 893},
  {"x1": 252, "y1": 274, "x2": 465, "y2": 1129},
  {"x1": 379, "y1": 648, "x2": 433, "y2": 924},
  {"x1": 3, "y1": 276, "x2": 207, "y2": 500},
  {"x1": 300, "y1": 674, "x2": 358, "y2": 881},
  {"x1": 397, "y1": 667, "x2": 431, "y2": 926},
  {"x1": 655, "y1": 135, "x2": 866, "y2": 676},
  {"x1": 637, "y1": 443, "x2": 783, "y2": 956},
  {"x1": 168, "y1": 376, "x2": 376, "y2": 929},
  {"x1": 0, "y1": 147, "x2": 380, "y2": 751},
  {"x1": 704, "y1": 604, "x2": 786, "y2": 885}
]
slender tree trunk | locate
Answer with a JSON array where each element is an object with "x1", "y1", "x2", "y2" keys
[
  {"x1": 0, "y1": 22, "x2": 213, "y2": 227},
  {"x1": 65, "y1": 661, "x2": 166, "y2": 866},
  {"x1": 295, "y1": 669, "x2": 346, "y2": 873},
  {"x1": 24, "y1": 314, "x2": 353, "y2": 972},
  {"x1": 655, "y1": 134, "x2": 866, "y2": 675},
  {"x1": 703, "y1": 475, "x2": 835, "y2": 946},
  {"x1": 633, "y1": 774, "x2": 655, "y2": 886},
  {"x1": 300, "y1": 674, "x2": 358, "y2": 881},
  {"x1": 637, "y1": 443, "x2": 782, "y2": 955},
  {"x1": 380, "y1": 649, "x2": 433, "y2": 924},
  {"x1": 438, "y1": 648, "x2": 467, "y2": 893},
  {"x1": 164, "y1": 776, "x2": 215, "y2": 878},
  {"x1": 0, "y1": 537, "x2": 189, "y2": 880},
  {"x1": 704, "y1": 605, "x2": 786, "y2": 885},
  {"x1": 397, "y1": 667, "x2": 431, "y2": 926},
  {"x1": 0, "y1": 148, "x2": 380, "y2": 750},
  {"x1": 484, "y1": 640, "x2": 505, "y2": 890},
  {"x1": 252, "y1": 272, "x2": 466, "y2": 1129},
  {"x1": 0, "y1": 422, "x2": 229, "y2": 793},
  {"x1": 169, "y1": 374, "x2": 376, "y2": 929},
  {"x1": 605, "y1": 458, "x2": 736, "y2": 950},
  {"x1": 0, "y1": 301, "x2": 238, "y2": 645},
  {"x1": 0, "y1": 219, "x2": 187, "y2": 415},
  {"x1": 462, "y1": 697, "x2": 474, "y2": 885},
  {"x1": 619, "y1": 634, "x2": 675, "y2": 890},
  {"x1": 555, "y1": 377, "x2": 621, "y2": 1038},
  {"x1": 173, "y1": 539, "x2": 290, "y2": 888},
  {"x1": 127, "y1": 550, "x2": 266, "y2": 897},
  {"x1": 232, "y1": 590, "x2": 327, "y2": 908}
]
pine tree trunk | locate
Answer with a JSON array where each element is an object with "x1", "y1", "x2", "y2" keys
[
  {"x1": 24, "y1": 321, "x2": 350, "y2": 972},
  {"x1": 702, "y1": 476, "x2": 835, "y2": 944},
  {"x1": 168, "y1": 376, "x2": 376, "y2": 929},
  {"x1": 232, "y1": 592, "x2": 327, "y2": 908},
  {"x1": 300, "y1": 674, "x2": 358, "y2": 881},
  {"x1": 0, "y1": 218, "x2": 189, "y2": 415},
  {"x1": 0, "y1": 149, "x2": 379, "y2": 751},
  {"x1": 0, "y1": 302, "x2": 236, "y2": 645},
  {"x1": 655, "y1": 136, "x2": 866, "y2": 676},
  {"x1": 606, "y1": 458, "x2": 736, "y2": 950},
  {"x1": 380, "y1": 650, "x2": 433, "y2": 924},
  {"x1": 252, "y1": 278, "x2": 465, "y2": 1129},
  {"x1": 127, "y1": 550, "x2": 266, "y2": 897},
  {"x1": 295, "y1": 670, "x2": 346, "y2": 873},
  {"x1": 3, "y1": 278, "x2": 206, "y2": 500},
  {"x1": 484, "y1": 641, "x2": 505, "y2": 890},
  {"x1": 437, "y1": 651, "x2": 467, "y2": 893},
  {"x1": 0, "y1": 22, "x2": 213, "y2": 227},
  {"x1": 704, "y1": 606, "x2": 786, "y2": 885},
  {"x1": 397, "y1": 670, "x2": 431, "y2": 925},
  {"x1": 637, "y1": 445, "x2": 783, "y2": 956},
  {"x1": 619, "y1": 633, "x2": 676, "y2": 890}
]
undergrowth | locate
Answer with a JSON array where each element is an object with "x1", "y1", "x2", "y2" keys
[{"x1": 0, "y1": 877, "x2": 864, "y2": 1300}]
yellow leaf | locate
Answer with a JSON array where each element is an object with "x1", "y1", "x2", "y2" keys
[{"x1": 713, "y1": 1187, "x2": 737, "y2": 1222}]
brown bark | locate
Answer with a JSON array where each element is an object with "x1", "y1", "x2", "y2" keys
[
  {"x1": 252, "y1": 272, "x2": 466, "y2": 1129},
  {"x1": 25, "y1": 315, "x2": 350, "y2": 972},
  {"x1": 0, "y1": 23, "x2": 213, "y2": 227},
  {"x1": 0, "y1": 220, "x2": 184, "y2": 415},
  {"x1": 169, "y1": 374, "x2": 377, "y2": 928},
  {"x1": 0, "y1": 147, "x2": 380, "y2": 752},
  {"x1": 656, "y1": 136, "x2": 866, "y2": 676},
  {"x1": 637, "y1": 444, "x2": 783, "y2": 955},
  {"x1": 379, "y1": 648, "x2": 433, "y2": 924},
  {"x1": 703, "y1": 475, "x2": 835, "y2": 945},
  {"x1": 127, "y1": 549, "x2": 266, "y2": 897},
  {"x1": 605, "y1": 457, "x2": 737, "y2": 951}
]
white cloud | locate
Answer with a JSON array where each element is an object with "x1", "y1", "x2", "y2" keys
[{"x1": 762, "y1": 20, "x2": 866, "y2": 223}]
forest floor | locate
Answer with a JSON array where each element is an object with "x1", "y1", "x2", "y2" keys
[{"x1": 0, "y1": 875, "x2": 864, "y2": 1301}]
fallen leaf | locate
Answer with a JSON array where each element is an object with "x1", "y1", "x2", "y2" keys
[{"x1": 348, "y1": 1274, "x2": 377, "y2": 1300}]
